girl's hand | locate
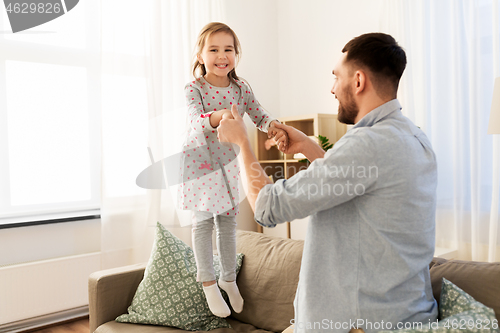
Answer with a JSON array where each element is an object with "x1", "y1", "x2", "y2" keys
[
  {"x1": 269, "y1": 127, "x2": 288, "y2": 150},
  {"x1": 267, "y1": 121, "x2": 280, "y2": 138},
  {"x1": 264, "y1": 138, "x2": 276, "y2": 150}
]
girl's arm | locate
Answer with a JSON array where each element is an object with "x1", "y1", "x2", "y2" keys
[
  {"x1": 239, "y1": 80, "x2": 278, "y2": 133},
  {"x1": 239, "y1": 80, "x2": 287, "y2": 144},
  {"x1": 209, "y1": 109, "x2": 233, "y2": 128},
  {"x1": 185, "y1": 82, "x2": 217, "y2": 132}
]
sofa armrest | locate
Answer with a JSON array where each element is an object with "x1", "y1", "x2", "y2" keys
[{"x1": 88, "y1": 263, "x2": 147, "y2": 333}]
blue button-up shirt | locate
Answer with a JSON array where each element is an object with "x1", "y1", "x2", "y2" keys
[{"x1": 255, "y1": 100, "x2": 438, "y2": 332}]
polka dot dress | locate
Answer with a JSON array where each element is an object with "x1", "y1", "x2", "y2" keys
[{"x1": 178, "y1": 76, "x2": 277, "y2": 216}]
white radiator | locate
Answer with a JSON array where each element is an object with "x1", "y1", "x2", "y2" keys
[{"x1": 0, "y1": 252, "x2": 101, "y2": 326}]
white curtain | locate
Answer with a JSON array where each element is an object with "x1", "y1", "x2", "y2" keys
[
  {"x1": 100, "y1": 0, "x2": 223, "y2": 269},
  {"x1": 381, "y1": 0, "x2": 500, "y2": 262}
]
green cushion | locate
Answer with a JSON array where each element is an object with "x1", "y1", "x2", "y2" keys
[
  {"x1": 378, "y1": 278, "x2": 498, "y2": 333},
  {"x1": 116, "y1": 222, "x2": 244, "y2": 331}
]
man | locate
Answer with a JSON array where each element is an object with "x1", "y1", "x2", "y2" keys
[{"x1": 217, "y1": 33, "x2": 438, "y2": 332}]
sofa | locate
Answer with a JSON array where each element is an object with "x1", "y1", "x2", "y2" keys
[{"x1": 89, "y1": 230, "x2": 500, "y2": 333}]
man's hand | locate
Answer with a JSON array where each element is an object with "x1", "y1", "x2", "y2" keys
[
  {"x1": 271, "y1": 122, "x2": 309, "y2": 155},
  {"x1": 218, "y1": 104, "x2": 248, "y2": 147}
]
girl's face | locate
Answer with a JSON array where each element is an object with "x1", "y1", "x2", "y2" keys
[{"x1": 198, "y1": 32, "x2": 236, "y2": 86}]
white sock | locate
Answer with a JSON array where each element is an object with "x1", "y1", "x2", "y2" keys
[
  {"x1": 218, "y1": 280, "x2": 244, "y2": 313},
  {"x1": 202, "y1": 283, "x2": 231, "y2": 318}
]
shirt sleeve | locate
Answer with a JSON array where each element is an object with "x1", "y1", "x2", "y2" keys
[
  {"x1": 185, "y1": 83, "x2": 217, "y2": 133},
  {"x1": 239, "y1": 81, "x2": 278, "y2": 133},
  {"x1": 254, "y1": 130, "x2": 378, "y2": 227}
]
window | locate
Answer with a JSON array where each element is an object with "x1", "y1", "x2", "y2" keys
[{"x1": 0, "y1": 1, "x2": 101, "y2": 227}]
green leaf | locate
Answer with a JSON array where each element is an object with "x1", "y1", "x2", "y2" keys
[
  {"x1": 317, "y1": 135, "x2": 333, "y2": 151},
  {"x1": 298, "y1": 135, "x2": 334, "y2": 164}
]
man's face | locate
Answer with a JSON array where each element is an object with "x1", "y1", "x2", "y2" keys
[{"x1": 331, "y1": 53, "x2": 359, "y2": 125}]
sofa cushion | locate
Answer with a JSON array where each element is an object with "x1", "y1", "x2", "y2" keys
[
  {"x1": 234, "y1": 231, "x2": 304, "y2": 333},
  {"x1": 378, "y1": 278, "x2": 498, "y2": 333},
  {"x1": 430, "y1": 259, "x2": 500, "y2": 321},
  {"x1": 97, "y1": 318, "x2": 275, "y2": 333},
  {"x1": 439, "y1": 278, "x2": 497, "y2": 320},
  {"x1": 116, "y1": 222, "x2": 243, "y2": 331},
  {"x1": 429, "y1": 257, "x2": 447, "y2": 270}
]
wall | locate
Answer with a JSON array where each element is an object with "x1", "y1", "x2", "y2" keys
[
  {"x1": 277, "y1": 0, "x2": 384, "y2": 118},
  {"x1": 220, "y1": 0, "x2": 281, "y2": 118},
  {"x1": 0, "y1": 219, "x2": 100, "y2": 267},
  {"x1": 221, "y1": 0, "x2": 386, "y2": 119}
]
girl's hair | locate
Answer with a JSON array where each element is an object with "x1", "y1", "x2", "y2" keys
[{"x1": 192, "y1": 22, "x2": 241, "y2": 84}]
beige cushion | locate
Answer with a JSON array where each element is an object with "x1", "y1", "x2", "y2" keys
[
  {"x1": 429, "y1": 257, "x2": 447, "y2": 270},
  {"x1": 233, "y1": 231, "x2": 304, "y2": 333},
  {"x1": 429, "y1": 259, "x2": 500, "y2": 321},
  {"x1": 96, "y1": 318, "x2": 274, "y2": 333}
]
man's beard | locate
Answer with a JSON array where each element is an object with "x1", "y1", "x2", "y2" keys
[{"x1": 337, "y1": 87, "x2": 359, "y2": 125}]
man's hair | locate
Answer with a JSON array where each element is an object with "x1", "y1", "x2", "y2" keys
[{"x1": 342, "y1": 33, "x2": 406, "y2": 99}]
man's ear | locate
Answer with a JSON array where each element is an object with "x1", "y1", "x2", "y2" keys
[{"x1": 354, "y1": 70, "x2": 367, "y2": 95}]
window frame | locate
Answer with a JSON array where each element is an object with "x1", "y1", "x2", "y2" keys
[{"x1": 0, "y1": 1, "x2": 102, "y2": 228}]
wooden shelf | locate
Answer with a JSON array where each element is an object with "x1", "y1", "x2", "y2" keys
[
  {"x1": 286, "y1": 159, "x2": 309, "y2": 163},
  {"x1": 259, "y1": 160, "x2": 285, "y2": 163}
]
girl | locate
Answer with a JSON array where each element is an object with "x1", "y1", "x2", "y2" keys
[{"x1": 178, "y1": 22, "x2": 286, "y2": 317}]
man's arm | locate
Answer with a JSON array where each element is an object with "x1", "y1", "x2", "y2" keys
[
  {"x1": 217, "y1": 105, "x2": 272, "y2": 211},
  {"x1": 217, "y1": 105, "x2": 330, "y2": 212},
  {"x1": 272, "y1": 122, "x2": 326, "y2": 163},
  {"x1": 253, "y1": 133, "x2": 378, "y2": 227},
  {"x1": 219, "y1": 105, "x2": 378, "y2": 227},
  {"x1": 235, "y1": 140, "x2": 272, "y2": 212}
]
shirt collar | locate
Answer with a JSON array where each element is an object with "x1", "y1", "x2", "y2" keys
[{"x1": 352, "y1": 99, "x2": 402, "y2": 129}]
